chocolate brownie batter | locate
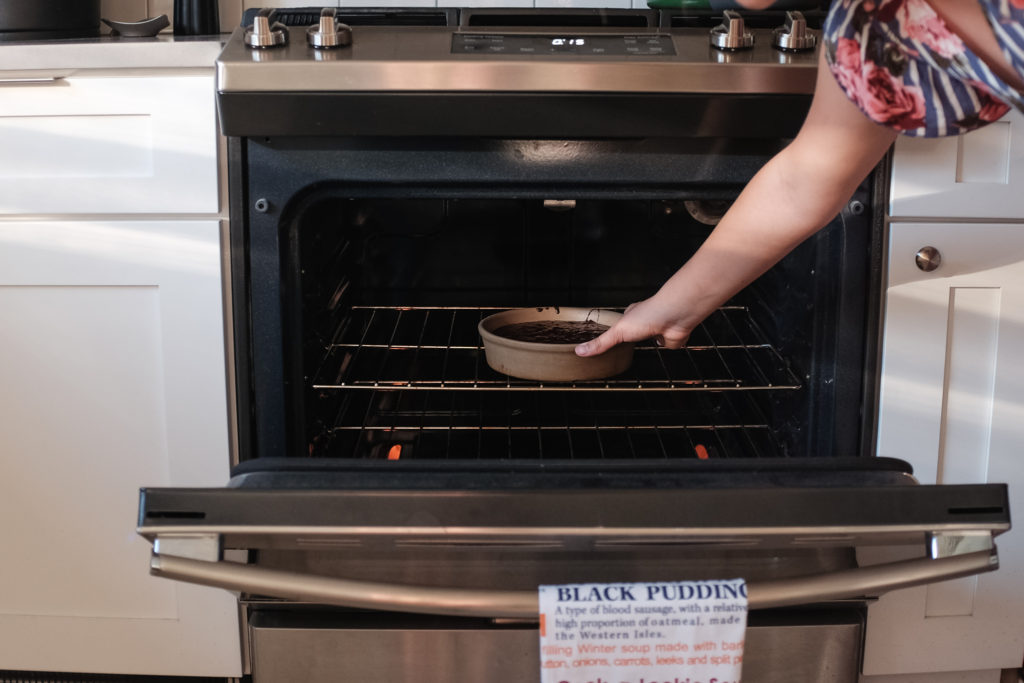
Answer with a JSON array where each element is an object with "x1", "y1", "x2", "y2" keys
[{"x1": 493, "y1": 320, "x2": 609, "y2": 344}]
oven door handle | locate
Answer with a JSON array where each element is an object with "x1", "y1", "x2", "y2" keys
[{"x1": 150, "y1": 546, "x2": 998, "y2": 618}]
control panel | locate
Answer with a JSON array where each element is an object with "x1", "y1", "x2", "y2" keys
[{"x1": 452, "y1": 33, "x2": 676, "y2": 56}]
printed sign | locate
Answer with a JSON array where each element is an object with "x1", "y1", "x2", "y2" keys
[{"x1": 538, "y1": 580, "x2": 747, "y2": 683}]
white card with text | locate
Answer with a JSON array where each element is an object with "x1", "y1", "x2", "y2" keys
[{"x1": 539, "y1": 580, "x2": 747, "y2": 683}]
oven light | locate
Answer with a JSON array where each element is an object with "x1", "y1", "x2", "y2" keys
[
  {"x1": 388, "y1": 445, "x2": 402, "y2": 461},
  {"x1": 695, "y1": 444, "x2": 709, "y2": 460}
]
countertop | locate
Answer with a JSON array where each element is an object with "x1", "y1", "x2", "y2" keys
[{"x1": 0, "y1": 34, "x2": 225, "y2": 75}]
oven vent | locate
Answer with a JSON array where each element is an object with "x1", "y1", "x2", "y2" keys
[
  {"x1": 460, "y1": 8, "x2": 656, "y2": 28},
  {"x1": 660, "y1": 9, "x2": 826, "y2": 30},
  {"x1": 144, "y1": 510, "x2": 206, "y2": 520},
  {"x1": 241, "y1": 7, "x2": 457, "y2": 27}
]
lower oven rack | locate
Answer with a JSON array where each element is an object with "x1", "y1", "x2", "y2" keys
[{"x1": 308, "y1": 306, "x2": 802, "y2": 460}]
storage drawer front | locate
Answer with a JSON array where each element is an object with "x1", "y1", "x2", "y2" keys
[
  {"x1": 0, "y1": 75, "x2": 218, "y2": 215},
  {"x1": 251, "y1": 616, "x2": 861, "y2": 683}
]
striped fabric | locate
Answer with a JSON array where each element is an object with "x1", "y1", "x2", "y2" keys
[{"x1": 822, "y1": 0, "x2": 1024, "y2": 137}]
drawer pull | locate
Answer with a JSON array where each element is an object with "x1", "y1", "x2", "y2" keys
[
  {"x1": 915, "y1": 246, "x2": 942, "y2": 272},
  {"x1": 0, "y1": 77, "x2": 66, "y2": 85}
]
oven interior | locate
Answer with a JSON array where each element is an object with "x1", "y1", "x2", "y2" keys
[{"x1": 246, "y1": 135, "x2": 880, "y2": 467}]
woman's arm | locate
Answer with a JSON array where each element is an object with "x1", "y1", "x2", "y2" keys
[{"x1": 576, "y1": 50, "x2": 899, "y2": 357}]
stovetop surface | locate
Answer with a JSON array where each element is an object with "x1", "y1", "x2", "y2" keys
[{"x1": 219, "y1": 6, "x2": 822, "y2": 95}]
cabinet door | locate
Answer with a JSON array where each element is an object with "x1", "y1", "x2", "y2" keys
[
  {"x1": 0, "y1": 220, "x2": 240, "y2": 676},
  {"x1": 867, "y1": 222, "x2": 1024, "y2": 676},
  {"x1": 0, "y1": 75, "x2": 218, "y2": 215},
  {"x1": 889, "y1": 110, "x2": 1024, "y2": 219}
]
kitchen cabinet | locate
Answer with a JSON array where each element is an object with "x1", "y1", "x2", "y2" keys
[
  {"x1": 0, "y1": 68, "x2": 240, "y2": 676},
  {"x1": 866, "y1": 119, "x2": 1024, "y2": 680},
  {"x1": 889, "y1": 110, "x2": 1024, "y2": 219},
  {"x1": 0, "y1": 75, "x2": 218, "y2": 215}
]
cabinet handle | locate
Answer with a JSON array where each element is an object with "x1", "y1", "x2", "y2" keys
[
  {"x1": 0, "y1": 76, "x2": 67, "y2": 85},
  {"x1": 915, "y1": 246, "x2": 942, "y2": 272}
]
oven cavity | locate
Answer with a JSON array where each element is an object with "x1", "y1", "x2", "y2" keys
[{"x1": 258, "y1": 187, "x2": 870, "y2": 464}]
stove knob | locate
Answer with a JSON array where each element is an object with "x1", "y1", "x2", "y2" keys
[
  {"x1": 773, "y1": 11, "x2": 817, "y2": 52},
  {"x1": 307, "y1": 8, "x2": 352, "y2": 49},
  {"x1": 244, "y1": 8, "x2": 288, "y2": 49},
  {"x1": 710, "y1": 10, "x2": 753, "y2": 51}
]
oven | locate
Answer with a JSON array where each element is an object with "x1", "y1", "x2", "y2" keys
[{"x1": 137, "y1": 6, "x2": 1011, "y2": 682}]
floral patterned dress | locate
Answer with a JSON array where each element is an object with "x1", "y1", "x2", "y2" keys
[{"x1": 823, "y1": 0, "x2": 1024, "y2": 137}]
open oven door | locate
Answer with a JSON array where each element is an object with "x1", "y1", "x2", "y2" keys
[
  {"x1": 136, "y1": 458, "x2": 1009, "y2": 682},
  {"x1": 137, "y1": 458, "x2": 1008, "y2": 615}
]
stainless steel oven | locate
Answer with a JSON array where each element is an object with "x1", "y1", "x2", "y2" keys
[{"x1": 137, "y1": 7, "x2": 1011, "y2": 682}]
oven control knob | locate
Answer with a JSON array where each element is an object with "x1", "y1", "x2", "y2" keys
[
  {"x1": 307, "y1": 8, "x2": 352, "y2": 49},
  {"x1": 773, "y1": 11, "x2": 816, "y2": 52},
  {"x1": 245, "y1": 8, "x2": 288, "y2": 49},
  {"x1": 915, "y1": 246, "x2": 942, "y2": 272},
  {"x1": 710, "y1": 10, "x2": 753, "y2": 51}
]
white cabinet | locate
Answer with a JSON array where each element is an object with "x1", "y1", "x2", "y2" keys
[
  {"x1": 870, "y1": 113, "x2": 1024, "y2": 679},
  {"x1": 0, "y1": 71, "x2": 240, "y2": 676},
  {"x1": 890, "y1": 110, "x2": 1024, "y2": 219},
  {"x1": 867, "y1": 224, "x2": 1024, "y2": 677},
  {"x1": 0, "y1": 75, "x2": 219, "y2": 215}
]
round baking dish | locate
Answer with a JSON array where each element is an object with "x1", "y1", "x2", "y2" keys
[{"x1": 478, "y1": 307, "x2": 633, "y2": 382}]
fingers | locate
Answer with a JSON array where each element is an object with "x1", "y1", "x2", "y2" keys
[
  {"x1": 575, "y1": 326, "x2": 622, "y2": 357},
  {"x1": 657, "y1": 333, "x2": 688, "y2": 350},
  {"x1": 576, "y1": 299, "x2": 691, "y2": 356}
]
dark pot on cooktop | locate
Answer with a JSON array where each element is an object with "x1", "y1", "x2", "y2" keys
[{"x1": 0, "y1": 0, "x2": 101, "y2": 41}]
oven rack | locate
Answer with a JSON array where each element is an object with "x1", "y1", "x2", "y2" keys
[
  {"x1": 312, "y1": 306, "x2": 803, "y2": 391},
  {"x1": 322, "y1": 388, "x2": 780, "y2": 460},
  {"x1": 316, "y1": 367, "x2": 783, "y2": 459},
  {"x1": 324, "y1": 423, "x2": 780, "y2": 460}
]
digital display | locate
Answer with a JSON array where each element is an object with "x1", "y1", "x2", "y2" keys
[{"x1": 452, "y1": 34, "x2": 676, "y2": 56}]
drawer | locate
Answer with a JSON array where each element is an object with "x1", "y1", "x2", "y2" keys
[
  {"x1": 250, "y1": 610, "x2": 862, "y2": 683},
  {"x1": 889, "y1": 109, "x2": 1024, "y2": 219},
  {"x1": 0, "y1": 74, "x2": 218, "y2": 215}
]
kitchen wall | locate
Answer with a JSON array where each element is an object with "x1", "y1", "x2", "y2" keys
[{"x1": 99, "y1": 0, "x2": 644, "y2": 28}]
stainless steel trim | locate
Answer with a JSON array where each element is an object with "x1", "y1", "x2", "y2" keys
[
  {"x1": 150, "y1": 547, "x2": 998, "y2": 617},
  {"x1": 929, "y1": 531, "x2": 994, "y2": 559},
  {"x1": 138, "y1": 522, "x2": 1009, "y2": 542},
  {"x1": 249, "y1": 616, "x2": 862, "y2": 683},
  {"x1": 218, "y1": 59, "x2": 815, "y2": 94},
  {"x1": 216, "y1": 24, "x2": 818, "y2": 95},
  {"x1": 152, "y1": 533, "x2": 221, "y2": 561}
]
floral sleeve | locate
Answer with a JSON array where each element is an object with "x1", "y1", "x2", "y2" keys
[{"x1": 823, "y1": 0, "x2": 1015, "y2": 138}]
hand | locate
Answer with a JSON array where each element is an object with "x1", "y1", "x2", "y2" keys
[{"x1": 575, "y1": 297, "x2": 694, "y2": 357}]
